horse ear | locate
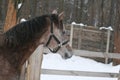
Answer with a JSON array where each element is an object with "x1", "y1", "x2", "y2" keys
[
  {"x1": 52, "y1": 10, "x2": 58, "y2": 14},
  {"x1": 59, "y1": 12, "x2": 64, "y2": 20}
]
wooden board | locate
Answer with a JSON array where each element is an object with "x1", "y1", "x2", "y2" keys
[
  {"x1": 26, "y1": 45, "x2": 44, "y2": 80},
  {"x1": 42, "y1": 69, "x2": 119, "y2": 78},
  {"x1": 73, "y1": 49, "x2": 120, "y2": 59}
]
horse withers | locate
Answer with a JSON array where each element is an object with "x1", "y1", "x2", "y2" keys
[{"x1": 0, "y1": 11, "x2": 73, "y2": 80}]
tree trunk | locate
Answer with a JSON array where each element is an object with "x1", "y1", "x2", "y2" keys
[
  {"x1": 0, "y1": 0, "x2": 8, "y2": 21},
  {"x1": 3, "y1": 0, "x2": 17, "y2": 32},
  {"x1": 113, "y1": 0, "x2": 120, "y2": 65}
]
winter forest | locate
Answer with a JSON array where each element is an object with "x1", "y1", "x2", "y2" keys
[{"x1": 0, "y1": 0, "x2": 120, "y2": 26}]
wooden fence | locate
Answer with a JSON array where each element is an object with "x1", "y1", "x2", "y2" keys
[
  {"x1": 69, "y1": 23, "x2": 113, "y2": 63},
  {"x1": 21, "y1": 48, "x2": 120, "y2": 80},
  {"x1": 41, "y1": 49, "x2": 120, "y2": 80}
]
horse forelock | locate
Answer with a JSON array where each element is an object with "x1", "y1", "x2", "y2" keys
[
  {"x1": 3, "y1": 15, "x2": 50, "y2": 48},
  {"x1": 50, "y1": 14, "x2": 63, "y2": 30},
  {"x1": 50, "y1": 14, "x2": 59, "y2": 24}
]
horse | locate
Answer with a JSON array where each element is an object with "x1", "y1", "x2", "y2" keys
[{"x1": 0, "y1": 11, "x2": 73, "y2": 80}]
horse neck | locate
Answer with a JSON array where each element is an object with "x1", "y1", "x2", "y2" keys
[
  {"x1": 0, "y1": 33, "x2": 46, "y2": 80},
  {"x1": 19, "y1": 26, "x2": 50, "y2": 68},
  {"x1": 3, "y1": 15, "x2": 51, "y2": 71},
  {"x1": 7, "y1": 27, "x2": 49, "y2": 71}
]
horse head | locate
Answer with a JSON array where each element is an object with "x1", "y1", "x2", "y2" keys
[{"x1": 43, "y1": 11, "x2": 73, "y2": 59}]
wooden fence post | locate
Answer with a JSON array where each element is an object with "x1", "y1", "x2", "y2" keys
[
  {"x1": 78, "y1": 27, "x2": 83, "y2": 49},
  {"x1": 118, "y1": 70, "x2": 120, "y2": 80},
  {"x1": 26, "y1": 45, "x2": 44, "y2": 80},
  {"x1": 70, "y1": 24, "x2": 73, "y2": 47},
  {"x1": 20, "y1": 63, "x2": 26, "y2": 80},
  {"x1": 105, "y1": 29, "x2": 111, "y2": 64}
]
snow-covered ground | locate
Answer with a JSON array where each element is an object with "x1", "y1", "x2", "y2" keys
[{"x1": 41, "y1": 53, "x2": 120, "y2": 80}]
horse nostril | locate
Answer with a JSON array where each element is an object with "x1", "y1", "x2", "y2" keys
[
  {"x1": 64, "y1": 53, "x2": 72, "y2": 59},
  {"x1": 43, "y1": 52, "x2": 48, "y2": 54}
]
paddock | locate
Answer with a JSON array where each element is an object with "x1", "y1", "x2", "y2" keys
[
  {"x1": 42, "y1": 54, "x2": 120, "y2": 80},
  {"x1": 21, "y1": 23, "x2": 120, "y2": 80},
  {"x1": 20, "y1": 48, "x2": 120, "y2": 80},
  {"x1": 41, "y1": 50, "x2": 120, "y2": 80}
]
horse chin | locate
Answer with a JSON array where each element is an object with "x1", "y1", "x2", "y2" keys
[
  {"x1": 61, "y1": 52, "x2": 73, "y2": 59},
  {"x1": 59, "y1": 45, "x2": 73, "y2": 59}
]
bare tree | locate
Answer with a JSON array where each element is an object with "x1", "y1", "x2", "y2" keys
[
  {"x1": 113, "y1": 0, "x2": 120, "y2": 65},
  {"x1": 3, "y1": 0, "x2": 18, "y2": 32}
]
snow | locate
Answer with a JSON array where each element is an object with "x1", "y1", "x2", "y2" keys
[
  {"x1": 18, "y1": 3, "x2": 22, "y2": 9},
  {"x1": 20, "y1": 18, "x2": 27, "y2": 22},
  {"x1": 42, "y1": 75, "x2": 116, "y2": 80},
  {"x1": 71, "y1": 22, "x2": 76, "y2": 25},
  {"x1": 99, "y1": 26, "x2": 113, "y2": 31},
  {"x1": 41, "y1": 53, "x2": 120, "y2": 80},
  {"x1": 71, "y1": 22, "x2": 87, "y2": 27}
]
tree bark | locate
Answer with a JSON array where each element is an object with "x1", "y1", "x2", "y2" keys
[
  {"x1": 3, "y1": 0, "x2": 17, "y2": 32},
  {"x1": 113, "y1": 0, "x2": 120, "y2": 65}
]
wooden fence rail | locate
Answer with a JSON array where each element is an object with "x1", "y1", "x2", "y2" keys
[
  {"x1": 73, "y1": 49, "x2": 120, "y2": 59},
  {"x1": 42, "y1": 69, "x2": 119, "y2": 78}
]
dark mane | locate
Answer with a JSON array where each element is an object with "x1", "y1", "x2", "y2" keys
[{"x1": 3, "y1": 15, "x2": 51, "y2": 48}]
